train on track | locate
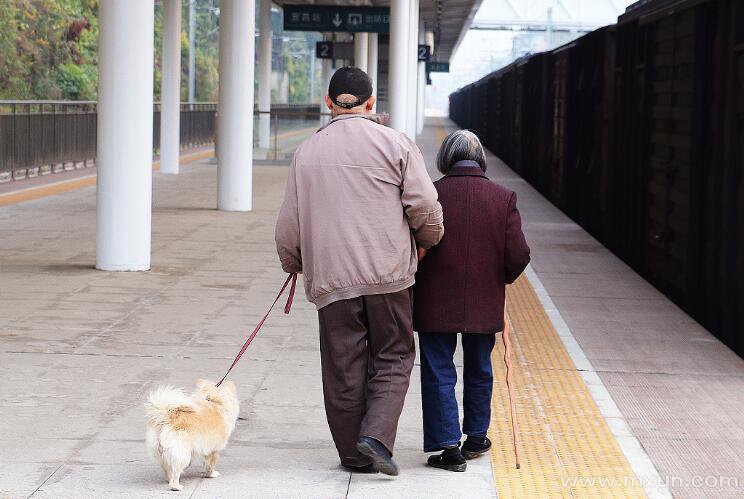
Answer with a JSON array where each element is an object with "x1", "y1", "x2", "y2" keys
[{"x1": 450, "y1": 0, "x2": 744, "y2": 357}]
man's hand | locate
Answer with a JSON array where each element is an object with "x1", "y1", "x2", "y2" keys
[{"x1": 417, "y1": 246, "x2": 427, "y2": 261}]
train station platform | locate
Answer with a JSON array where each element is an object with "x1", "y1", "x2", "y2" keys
[{"x1": 1, "y1": 118, "x2": 743, "y2": 498}]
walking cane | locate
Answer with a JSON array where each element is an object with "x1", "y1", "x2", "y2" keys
[{"x1": 502, "y1": 312, "x2": 521, "y2": 469}]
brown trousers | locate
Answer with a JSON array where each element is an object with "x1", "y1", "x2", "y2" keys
[{"x1": 317, "y1": 288, "x2": 416, "y2": 467}]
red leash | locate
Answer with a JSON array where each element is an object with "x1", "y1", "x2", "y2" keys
[{"x1": 215, "y1": 273, "x2": 297, "y2": 387}]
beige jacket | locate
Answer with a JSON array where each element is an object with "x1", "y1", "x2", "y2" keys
[{"x1": 275, "y1": 113, "x2": 444, "y2": 309}]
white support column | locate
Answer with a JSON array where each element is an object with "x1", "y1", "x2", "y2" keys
[
  {"x1": 388, "y1": 0, "x2": 409, "y2": 132},
  {"x1": 367, "y1": 32, "x2": 378, "y2": 111},
  {"x1": 258, "y1": 0, "x2": 272, "y2": 149},
  {"x1": 426, "y1": 30, "x2": 435, "y2": 60},
  {"x1": 321, "y1": 33, "x2": 334, "y2": 93},
  {"x1": 321, "y1": 33, "x2": 333, "y2": 124},
  {"x1": 188, "y1": 0, "x2": 196, "y2": 104},
  {"x1": 406, "y1": 0, "x2": 419, "y2": 138},
  {"x1": 161, "y1": 0, "x2": 182, "y2": 174},
  {"x1": 416, "y1": 20, "x2": 426, "y2": 135},
  {"x1": 218, "y1": 0, "x2": 255, "y2": 212},
  {"x1": 354, "y1": 32, "x2": 369, "y2": 72},
  {"x1": 321, "y1": 58, "x2": 333, "y2": 91},
  {"x1": 425, "y1": 30, "x2": 435, "y2": 124},
  {"x1": 96, "y1": 0, "x2": 154, "y2": 271}
]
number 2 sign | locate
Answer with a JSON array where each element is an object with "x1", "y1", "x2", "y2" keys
[
  {"x1": 316, "y1": 41, "x2": 334, "y2": 59},
  {"x1": 418, "y1": 45, "x2": 431, "y2": 62}
]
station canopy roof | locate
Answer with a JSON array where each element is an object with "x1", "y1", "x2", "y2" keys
[{"x1": 274, "y1": 0, "x2": 483, "y2": 62}]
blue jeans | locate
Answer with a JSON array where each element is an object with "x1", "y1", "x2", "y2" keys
[{"x1": 418, "y1": 332, "x2": 496, "y2": 452}]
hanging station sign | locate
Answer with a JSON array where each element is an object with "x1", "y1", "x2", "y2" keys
[
  {"x1": 427, "y1": 61, "x2": 450, "y2": 73},
  {"x1": 283, "y1": 5, "x2": 390, "y2": 33},
  {"x1": 316, "y1": 41, "x2": 334, "y2": 59},
  {"x1": 315, "y1": 42, "x2": 355, "y2": 60},
  {"x1": 418, "y1": 45, "x2": 431, "y2": 62}
]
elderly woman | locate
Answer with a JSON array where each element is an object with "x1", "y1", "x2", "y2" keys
[{"x1": 413, "y1": 130, "x2": 531, "y2": 472}]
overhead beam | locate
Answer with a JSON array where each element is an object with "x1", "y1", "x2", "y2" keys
[{"x1": 470, "y1": 20, "x2": 604, "y2": 32}]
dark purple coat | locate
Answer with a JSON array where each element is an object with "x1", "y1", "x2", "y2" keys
[{"x1": 413, "y1": 160, "x2": 530, "y2": 333}]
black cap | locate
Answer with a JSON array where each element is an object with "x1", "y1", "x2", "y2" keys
[{"x1": 328, "y1": 67, "x2": 373, "y2": 109}]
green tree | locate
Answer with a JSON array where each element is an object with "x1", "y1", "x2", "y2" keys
[
  {"x1": 283, "y1": 31, "x2": 320, "y2": 104},
  {"x1": 0, "y1": 0, "x2": 98, "y2": 100},
  {"x1": 0, "y1": 0, "x2": 321, "y2": 104}
]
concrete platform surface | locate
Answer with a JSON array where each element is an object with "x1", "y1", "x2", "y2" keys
[
  {"x1": 0, "y1": 144, "x2": 494, "y2": 498},
  {"x1": 2, "y1": 117, "x2": 744, "y2": 499}
]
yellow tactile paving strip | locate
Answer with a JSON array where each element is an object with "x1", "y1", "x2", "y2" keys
[{"x1": 489, "y1": 275, "x2": 646, "y2": 498}]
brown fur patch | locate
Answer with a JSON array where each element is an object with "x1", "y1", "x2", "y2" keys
[{"x1": 166, "y1": 401, "x2": 228, "y2": 440}]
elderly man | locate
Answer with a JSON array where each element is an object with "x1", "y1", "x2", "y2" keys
[{"x1": 275, "y1": 67, "x2": 443, "y2": 475}]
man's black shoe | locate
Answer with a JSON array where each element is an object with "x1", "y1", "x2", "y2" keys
[
  {"x1": 427, "y1": 446, "x2": 467, "y2": 472},
  {"x1": 462, "y1": 436, "x2": 492, "y2": 460},
  {"x1": 342, "y1": 463, "x2": 378, "y2": 474},
  {"x1": 356, "y1": 437, "x2": 399, "y2": 476}
]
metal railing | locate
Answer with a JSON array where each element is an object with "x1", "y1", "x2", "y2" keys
[
  {"x1": 256, "y1": 108, "x2": 330, "y2": 161},
  {"x1": 0, "y1": 101, "x2": 218, "y2": 181},
  {"x1": 0, "y1": 101, "x2": 99, "y2": 180},
  {"x1": 155, "y1": 102, "x2": 218, "y2": 152},
  {"x1": 0, "y1": 101, "x2": 327, "y2": 182}
]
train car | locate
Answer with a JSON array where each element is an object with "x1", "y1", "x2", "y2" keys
[
  {"x1": 567, "y1": 26, "x2": 615, "y2": 238},
  {"x1": 699, "y1": 0, "x2": 744, "y2": 355},
  {"x1": 549, "y1": 41, "x2": 575, "y2": 212},
  {"x1": 448, "y1": 0, "x2": 744, "y2": 357},
  {"x1": 481, "y1": 73, "x2": 498, "y2": 155},
  {"x1": 498, "y1": 64, "x2": 517, "y2": 166},
  {"x1": 614, "y1": 0, "x2": 744, "y2": 356},
  {"x1": 517, "y1": 53, "x2": 549, "y2": 192},
  {"x1": 484, "y1": 72, "x2": 502, "y2": 157},
  {"x1": 511, "y1": 60, "x2": 526, "y2": 176},
  {"x1": 608, "y1": 11, "x2": 650, "y2": 270},
  {"x1": 534, "y1": 51, "x2": 555, "y2": 198}
]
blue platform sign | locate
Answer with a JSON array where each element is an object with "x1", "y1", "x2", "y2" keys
[
  {"x1": 418, "y1": 45, "x2": 431, "y2": 62},
  {"x1": 316, "y1": 41, "x2": 333, "y2": 59},
  {"x1": 427, "y1": 62, "x2": 450, "y2": 73},
  {"x1": 283, "y1": 5, "x2": 390, "y2": 33}
]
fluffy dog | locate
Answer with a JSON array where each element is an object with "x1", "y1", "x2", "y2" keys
[{"x1": 145, "y1": 379, "x2": 239, "y2": 491}]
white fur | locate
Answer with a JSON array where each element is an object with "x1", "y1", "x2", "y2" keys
[{"x1": 145, "y1": 380, "x2": 239, "y2": 491}]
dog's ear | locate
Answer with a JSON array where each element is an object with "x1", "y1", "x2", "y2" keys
[
  {"x1": 222, "y1": 380, "x2": 237, "y2": 394},
  {"x1": 195, "y1": 379, "x2": 211, "y2": 389}
]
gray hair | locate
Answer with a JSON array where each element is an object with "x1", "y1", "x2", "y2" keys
[{"x1": 435, "y1": 130, "x2": 487, "y2": 175}]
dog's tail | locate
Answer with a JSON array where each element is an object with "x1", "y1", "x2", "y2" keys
[{"x1": 145, "y1": 386, "x2": 195, "y2": 427}]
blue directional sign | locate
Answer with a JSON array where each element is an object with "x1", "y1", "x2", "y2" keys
[{"x1": 283, "y1": 5, "x2": 390, "y2": 33}]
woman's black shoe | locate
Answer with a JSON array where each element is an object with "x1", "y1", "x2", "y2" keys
[
  {"x1": 462, "y1": 436, "x2": 492, "y2": 459},
  {"x1": 427, "y1": 446, "x2": 467, "y2": 472}
]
